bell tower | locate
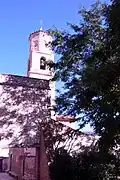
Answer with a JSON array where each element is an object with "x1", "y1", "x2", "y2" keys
[{"x1": 27, "y1": 28, "x2": 55, "y2": 118}]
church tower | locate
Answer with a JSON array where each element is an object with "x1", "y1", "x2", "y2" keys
[{"x1": 27, "y1": 28, "x2": 55, "y2": 117}]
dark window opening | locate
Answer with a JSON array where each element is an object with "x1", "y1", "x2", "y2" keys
[
  {"x1": 34, "y1": 40, "x2": 38, "y2": 48},
  {"x1": 10, "y1": 154, "x2": 12, "y2": 171},
  {"x1": 40, "y1": 57, "x2": 46, "y2": 70}
]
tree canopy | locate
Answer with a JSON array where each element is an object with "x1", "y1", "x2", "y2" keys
[
  {"x1": 50, "y1": 148, "x2": 120, "y2": 180},
  {"x1": 49, "y1": 0, "x2": 120, "y2": 152}
]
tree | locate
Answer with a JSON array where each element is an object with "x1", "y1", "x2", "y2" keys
[
  {"x1": 49, "y1": 0, "x2": 120, "y2": 152},
  {"x1": 50, "y1": 148, "x2": 120, "y2": 180},
  {"x1": 50, "y1": 149, "x2": 75, "y2": 180}
]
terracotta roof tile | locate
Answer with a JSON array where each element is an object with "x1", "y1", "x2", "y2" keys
[{"x1": 56, "y1": 115, "x2": 75, "y2": 123}]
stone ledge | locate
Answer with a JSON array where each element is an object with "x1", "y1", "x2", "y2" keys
[{"x1": 9, "y1": 171, "x2": 18, "y2": 180}]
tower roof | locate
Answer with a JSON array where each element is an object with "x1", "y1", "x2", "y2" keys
[{"x1": 29, "y1": 29, "x2": 48, "y2": 41}]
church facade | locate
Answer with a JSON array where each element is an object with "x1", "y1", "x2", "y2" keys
[
  {"x1": 0, "y1": 28, "x2": 97, "y2": 166},
  {"x1": 0, "y1": 29, "x2": 56, "y2": 159}
]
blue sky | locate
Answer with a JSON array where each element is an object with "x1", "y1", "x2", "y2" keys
[{"x1": 0, "y1": 0, "x2": 109, "y2": 76}]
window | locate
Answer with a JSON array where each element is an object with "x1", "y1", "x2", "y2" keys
[
  {"x1": 40, "y1": 57, "x2": 46, "y2": 70},
  {"x1": 34, "y1": 40, "x2": 38, "y2": 48}
]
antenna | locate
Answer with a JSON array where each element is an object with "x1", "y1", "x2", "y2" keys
[{"x1": 40, "y1": 20, "x2": 43, "y2": 30}]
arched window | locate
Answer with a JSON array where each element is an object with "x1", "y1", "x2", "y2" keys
[{"x1": 40, "y1": 57, "x2": 46, "y2": 70}]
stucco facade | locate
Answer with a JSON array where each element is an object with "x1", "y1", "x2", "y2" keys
[{"x1": 0, "y1": 73, "x2": 51, "y2": 157}]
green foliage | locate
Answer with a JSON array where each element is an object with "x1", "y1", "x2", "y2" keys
[
  {"x1": 50, "y1": 149, "x2": 75, "y2": 180},
  {"x1": 50, "y1": 148, "x2": 120, "y2": 180},
  {"x1": 49, "y1": 1, "x2": 120, "y2": 151}
]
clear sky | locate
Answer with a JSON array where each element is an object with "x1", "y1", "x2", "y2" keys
[{"x1": 0, "y1": 0, "x2": 109, "y2": 76}]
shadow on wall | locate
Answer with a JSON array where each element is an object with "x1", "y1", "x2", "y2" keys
[
  {"x1": 0, "y1": 74, "x2": 97, "y2": 163},
  {"x1": 0, "y1": 74, "x2": 51, "y2": 148}
]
